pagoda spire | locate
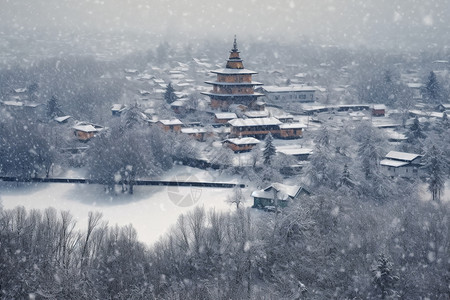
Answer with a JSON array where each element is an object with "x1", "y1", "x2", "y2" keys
[
  {"x1": 232, "y1": 35, "x2": 238, "y2": 52},
  {"x1": 226, "y1": 35, "x2": 243, "y2": 69}
]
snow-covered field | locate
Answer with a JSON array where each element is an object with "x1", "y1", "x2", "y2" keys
[{"x1": 0, "y1": 166, "x2": 253, "y2": 246}]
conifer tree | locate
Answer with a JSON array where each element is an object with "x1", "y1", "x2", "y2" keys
[
  {"x1": 407, "y1": 116, "x2": 426, "y2": 141},
  {"x1": 164, "y1": 82, "x2": 177, "y2": 104},
  {"x1": 425, "y1": 145, "x2": 446, "y2": 202},
  {"x1": 424, "y1": 71, "x2": 442, "y2": 103},
  {"x1": 47, "y1": 96, "x2": 61, "y2": 119},
  {"x1": 372, "y1": 253, "x2": 399, "y2": 299},
  {"x1": 263, "y1": 132, "x2": 276, "y2": 165}
]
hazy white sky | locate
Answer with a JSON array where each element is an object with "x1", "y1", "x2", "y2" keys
[{"x1": 1, "y1": 0, "x2": 449, "y2": 48}]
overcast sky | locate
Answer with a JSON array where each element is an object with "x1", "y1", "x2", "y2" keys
[{"x1": 1, "y1": 0, "x2": 449, "y2": 49}]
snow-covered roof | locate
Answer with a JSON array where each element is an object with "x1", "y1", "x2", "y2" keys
[
  {"x1": 385, "y1": 151, "x2": 421, "y2": 162},
  {"x1": 380, "y1": 159, "x2": 409, "y2": 168},
  {"x1": 2, "y1": 100, "x2": 23, "y2": 107},
  {"x1": 205, "y1": 80, "x2": 263, "y2": 86},
  {"x1": 279, "y1": 123, "x2": 307, "y2": 129},
  {"x1": 228, "y1": 117, "x2": 282, "y2": 127},
  {"x1": 383, "y1": 129, "x2": 407, "y2": 141},
  {"x1": 181, "y1": 128, "x2": 206, "y2": 134},
  {"x1": 373, "y1": 104, "x2": 386, "y2": 110},
  {"x1": 111, "y1": 104, "x2": 126, "y2": 111},
  {"x1": 224, "y1": 137, "x2": 260, "y2": 145},
  {"x1": 73, "y1": 124, "x2": 98, "y2": 133},
  {"x1": 13, "y1": 88, "x2": 27, "y2": 93},
  {"x1": 251, "y1": 183, "x2": 304, "y2": 200},
  {"x1": 171, "y1": 100, "x2": 186, "y2": 107},
  {"x1": 407, "y1": 83, "x2": 423, "y2": 89},
  {"x1": 244, "y1": 110, "x2": 269, "y2": 118},
  {"x1": 276, "y1": 147, "x2": 313, "y2": 156},
  {"x1": 54, "y1": 116, "x2": 71, "y2": 123},
  {"x1": 158, "y1": 119, "x2": 183, "y2": 126},
  {"x1": 211, "y1": 68, "x2": 257, "y2": 75},
  {"x1": 201, "y1": 91, "x2": 264, "y2": 97},
  {"x1": 215, "y1": 112, "x2": 237, "y2": 119},
  {"x1": 262, "y1": 85, "x2": 316, "y2": 93}
]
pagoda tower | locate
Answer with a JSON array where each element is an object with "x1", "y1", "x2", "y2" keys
[{"x1": 202, "y1": 36, "x2": 264, "y2": 110}]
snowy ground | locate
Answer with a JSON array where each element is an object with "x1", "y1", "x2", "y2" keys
[{"x1": 0, "y1": 166, "x2": 255, "y2": 246}]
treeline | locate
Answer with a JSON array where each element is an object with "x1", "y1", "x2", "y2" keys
[{"x1": 1, "y1": 188, "x2": 449, "y2": 299}]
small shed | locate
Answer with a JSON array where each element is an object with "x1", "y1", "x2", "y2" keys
[
  {"x1": 372, "y1": 104, "x2": 386, "y2": 117},
  {"x1": 251, "y1": 183, "x2": 310, "y2": 209}
]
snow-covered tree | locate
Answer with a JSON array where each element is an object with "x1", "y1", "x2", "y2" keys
[
  {"x1": 372, "y1": 254, "x2": 399, "y2": 299},
  {"x1": 423, "y1": 71, "x2": 442, "y2": 103},
  {"x1": 424, "y1": 145, "x2": 446, "y2": 202},
  {"x1": 263, "y1": 132, "x2": 276, "y2": 165},
  {"x1": 47, "y1": 95, "x2": 62, "y2": 119},
  {"x1": 226, "y1": 186, "x2": 245, "y2": 209}
]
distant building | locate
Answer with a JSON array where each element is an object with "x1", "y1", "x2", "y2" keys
[
  {"x1": 407, "y1": 83, "x2": 423, "y2": 99},
  {"x1": 278, "y1": 123, "x2": 306, "y2": 139},
  {"x1": 181, "y1": 127, "x2": 207, "y2": 141},
  {"x1": 228, "y1": 117, "x2": 305, "y2": 139},
  {"x1": 214, "y1": 112, "x2": 237, "y2": 124},
  {"x1": 73, "y1": 122, "x2": 105, "y2": 142},
  {"x1": 257, "y1": 85, "x2": 316, "y2": 103},
  {"x1": 202, "y1": 37, "x2": 264, "y2": 110},
  {"x1": 156, "y1": 119, "x2": 183, "y2": 133},
  {"x1": 372, "y1": 104, "x2": 386, "y2": 117},
  {"x1": 380, "y1": 151, "x2": 423, "y2": 178},
  {"x1": 251, "y1": 183, "x2": 310, "y2": 209},
  {"x1": 223, "y1": 137, "x2": 260, "y2": 152},
  {"x1": 228, "y1": 117, "x2": 282, "y2": 139},
  {"x1": 111, "y1": 104, "x2": 127, "y2": 116}
]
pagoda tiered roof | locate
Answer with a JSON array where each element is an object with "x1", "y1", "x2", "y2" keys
[{"x1": 204, "y1": 80, "x2": 263, "y2": 86}]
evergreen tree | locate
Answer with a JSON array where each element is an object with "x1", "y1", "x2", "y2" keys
[
  {"x1": 407, "y1": 116, "x2": 426, "y2": 142},
  {"x1": 424, "y1": 71, "x2": 442, "y2": 103},
  {"x1": 442, "y1": 111, "x2": 449, "y2": 128},
  {"x1": 372, "y1": 253, "x2": 399, "y2": 299},
  {"x1": 425, "y1": 145, "x2": 446, "y2": 202},
  {"x1": 164, "y1": 82, "x2": 177, "y2": 104},
  {"x1": 47, "y1": 96, "x2": 61, "y2": 119},
  {"x1": 263, "y1": 132, "x2": 276, "y2": 165}
]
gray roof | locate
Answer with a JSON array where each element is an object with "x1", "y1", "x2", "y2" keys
[
  {"x1": 385, "y1": 151, "x2": 421, "y2": 162},
  {"x1": 228, "y1": 117, "x2": 282, "y2": 127}
]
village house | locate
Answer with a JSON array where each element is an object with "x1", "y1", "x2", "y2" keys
[
  {"x1": 251, "y1": 183, "x2": 310, "y2": 210},
  {"x1": 380, "y1": 151, "x2": 423, "y2": 178},
  {"x1": 73, "y1": 122, "x2": 105, "y2": 142},
  {"x1": 278, "y1": 123, "x2": 306, "y2": 139},
  {"x1": 214, "y1": 112, "x2": 237, "y2": 124},
  {"x1": 223, "y1": 137, "x2": 260, "y2": 152},
  {"x1": 181, "y1": 127, "x2": 208, "y2": 141},
  {"x1": 156, "y1": 119, "x2": 183, "y2": 133},
  {"x1": 228, "y1": 117, "x2": 282, "y2": 139}
]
